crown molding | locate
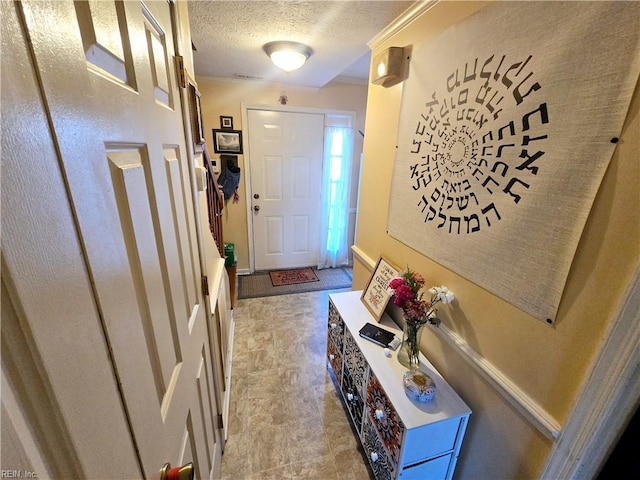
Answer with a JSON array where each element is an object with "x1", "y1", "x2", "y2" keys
[{"x1": 367, "y1": 0, "x2": 440, "y2": 48}]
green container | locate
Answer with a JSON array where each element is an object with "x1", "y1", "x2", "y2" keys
[{"x1": 224, "y1": 243, "x2": 235, "y2": 267}]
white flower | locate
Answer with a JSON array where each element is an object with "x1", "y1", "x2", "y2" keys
[{"x1": 432, "y1": 285, "x2": 455, "y2": 304}]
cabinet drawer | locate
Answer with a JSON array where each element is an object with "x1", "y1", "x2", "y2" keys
[
  {"x1": 363, "y1": 413, "x2": 395, "y2": 480},
  {"x1": 399, "y1": 454, "x2": 452, "y2": 480},
  {"x1": 343, "y1": 329, "x2": 368, "y2": 397},
  {"x1": 366, "y1": 371, "x2": 405, "y2": 469},
  {"x1": 341, "y1": 368, "x2": 365, "y2": 433},
  {"x1": 403, "y1": 417, "x2": 464, "y2": 465},
  {"x1": 327, "y1": 337, "x2": 343, "y2": 386},
  {"x1": 327, "y1": 301, "x2": 344, "y2": 353}
]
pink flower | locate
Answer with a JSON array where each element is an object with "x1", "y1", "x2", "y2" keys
[
  {"x1": 403, "y1": 299, "x2": 430, "y2": 320},
  {"x1": 411, "y1": 272, "x2": 425, "y2": 288},
  {"x1": 392, "y1": 284, "x2": 414, "y2": 307},
  {"x1": 387, "y1": 267, "x2": 453, "y2": 328}
]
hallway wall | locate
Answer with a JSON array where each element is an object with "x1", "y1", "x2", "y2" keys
[
  {"x1": 196, "y1": 77, "x2": 368, "y2": 272},
  {"x1": 352, "y1": 1, "x2": 640, "y2": 478}
]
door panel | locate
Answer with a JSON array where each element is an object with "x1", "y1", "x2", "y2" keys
[
  {"x1": 74, "y1": 0, "x2": 135, "y2": 85},
  {"x1": 15, "y1": 1, "x2": 222, "y2": 478},
  {"x1": 107, "y1": 147, "x2": 180, "y2": 397},
  {"x1": 266, "y1": 217, "x2": 284, "y2": 255},
  {"x1": 264, "y1": 156, "x2": 283, "y2": 199},
  {"x1": 164, "y1": 148, "x2": 199, "y2": 316},
  {"x1": 293, "y1": 156, "x2": 312, "y2": 199},
  {"x1": 248, "y1": 109, "x2": 324, "y2": 270},
  {"x1": 293, "y1": 216, "x2": 311, "y2": 252},
  {"x1": 143, "y1": 4, "x2": 173, "y2": 107}
]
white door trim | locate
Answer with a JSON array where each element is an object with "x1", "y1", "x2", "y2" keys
[
  {"x1": 540, "y1": 264, "x2": 640, "y2": 478},
  {"x1": 241, "y1": 103, "x2": 356, "y2": 273}
]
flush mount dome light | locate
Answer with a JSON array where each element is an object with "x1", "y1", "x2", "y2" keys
[{"x1": 263, "y1": 41, "x2": 313, "y2": 72}]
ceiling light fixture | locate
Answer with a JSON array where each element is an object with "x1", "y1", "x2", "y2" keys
[{"x1": 263, "y1": 41, "x2": 313, "y2": 72}]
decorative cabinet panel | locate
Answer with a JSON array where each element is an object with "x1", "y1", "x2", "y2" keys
[
  {"x1": 366, "y1": 371, "x2": 405, "y2": 471},
  {"x1": 341, "y1": 367, "x2": 365, "y2": 433},
  {"x1": 342, "y1": 329, "x2": 367, "y2": 433},
  {"x1": 363, "y1": 413, "x2": 395, "y2": 480},
  {"x1": 327, "y1": 335, "x2": 343, "y2": 386},
  {"x1": 328, "y1": 301, "x2": 344, "y2": 351},
  {"x1": 326, "y1": 291, "x2": 471, "y2": 480},
  {"x1": 343, "y1": 329, "x2": 368, "y2": 397},
  {"x1": 327, "y1": 301, "x2": 345, "y2": 386}
]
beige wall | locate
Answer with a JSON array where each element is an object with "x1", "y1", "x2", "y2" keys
[
  {"x1": 354, "y1": 1, "x2": 640, "y2": 479},
  {"x1": 196, "y1": 77, "x2": 368, "y2": 272}
]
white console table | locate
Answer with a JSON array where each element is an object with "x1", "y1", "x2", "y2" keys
[{"x1": 327, "y1": 291, "x2": 471, "y2": 480}]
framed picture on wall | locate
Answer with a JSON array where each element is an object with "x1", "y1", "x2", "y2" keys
[
  {"x1": 361, "y1": 256, "x2": 400, "y2": 321},
  {"x1": 220, "y1": 115, "x2": 233, "y2": 129},
  {"x1": 188, "y1": 83, "x2": 205, "y2": 150},
  {"x1": 212, "y1": 129, "x2": 243, "y2": 154}
]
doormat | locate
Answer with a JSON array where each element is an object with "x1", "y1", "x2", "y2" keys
[
  {"x1": 269, "y1": 267, "x2": 319, "y2": 286},
  {"x1": 238, "y1": 267, "x2": 352, "y2": 299}
]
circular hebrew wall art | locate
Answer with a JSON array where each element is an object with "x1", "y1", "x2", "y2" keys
[
  {"x1": 386, "y1": 1, "x2": 640, "y2": 322},
  {"x1": 407, "y1": 53, "x2": 549, "y2": 235}
]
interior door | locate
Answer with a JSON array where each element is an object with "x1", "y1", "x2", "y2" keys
[
  {"x1": 13, "y1": 1, "x2": 222, "y2": 478},
  {"x1": 248, "y1": 109, "x2": 325, "y2": 271}
]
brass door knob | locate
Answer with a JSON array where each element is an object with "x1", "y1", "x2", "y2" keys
[{"x1": 160, "y1": 462, "x2": 194, "y2": 480}]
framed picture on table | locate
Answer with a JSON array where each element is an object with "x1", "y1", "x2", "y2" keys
[{"x1": 361, "y1": 256, "x2": 400, "y2": 321}]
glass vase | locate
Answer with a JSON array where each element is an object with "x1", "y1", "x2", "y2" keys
[{"x1": 397, "y1": 320, "x2": 424, "y2": 369}]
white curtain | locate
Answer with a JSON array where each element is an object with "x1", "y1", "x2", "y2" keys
[{"x1": 318, "y1": 125, "x2": 353, "y2": 269}]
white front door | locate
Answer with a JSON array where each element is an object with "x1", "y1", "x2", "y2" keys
[
  {"x1": 6, "y1": 1, "x2": 222, "y2": 478},
  {"x1": 247, "y1": 109, "x2": 325, "y2": 271}
]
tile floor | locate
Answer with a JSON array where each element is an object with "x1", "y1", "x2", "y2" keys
[{"x1": 220, "y1": 288, "x2": 374, "y2": 480}]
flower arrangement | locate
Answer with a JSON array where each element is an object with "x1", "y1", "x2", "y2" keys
[
  {"x1": 389, "y1": 269, "x2": 455, "y2": 327},
  {"x1": 389, "y1": 268, "x2": 455, "y2": 369}
]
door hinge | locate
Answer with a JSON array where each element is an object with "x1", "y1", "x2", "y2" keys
[
  {"x1": 217, "y1": 413, "x2": 224, "y2": 429},
  {"x1": 175, "y1": 55, "x2": 186, "y2": 88},
  {"x1": 202, "y1": 275, "x2": 209, "y2": 296}
]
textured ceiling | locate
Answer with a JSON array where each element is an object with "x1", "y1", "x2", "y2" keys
[{"x1": 188, "y1": 1, "x2": 415, "y2": 88}]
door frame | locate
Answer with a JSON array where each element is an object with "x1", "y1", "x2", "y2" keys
[
  {"x1": 241, "y1": 103, "x2": 356, "y2": 273},
  {"x1": 172, "y1": 10, "x2": 227, "y2": 461},
  {"x1": 541, "y1": 264, "x2": 640, "y2": 478}
]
